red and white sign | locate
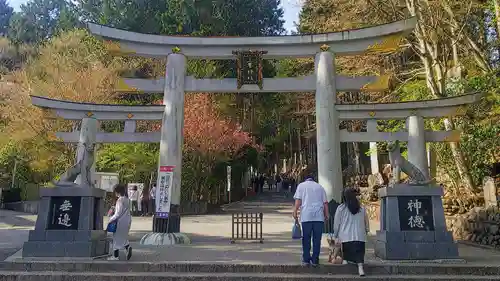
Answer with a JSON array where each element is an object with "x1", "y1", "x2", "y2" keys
[{"x1": 156, "y1": 165, "x2": 174, "y2": 218}]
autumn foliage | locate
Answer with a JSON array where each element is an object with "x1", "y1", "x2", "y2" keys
[
  {"x1": 184, "y1": 94, "x2": 254, "y2": 157},
  {"x1": 0, "y1": 29, "x2": 122, "y2": 142},
  {"x1": 152, "y1": 94, "x2": 254, "y2": 159}
]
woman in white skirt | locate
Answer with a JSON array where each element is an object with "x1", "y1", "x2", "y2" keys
[
  {"x1": 108, "y1": 184, "x2": 132, "y2": 261},
  {"x1": 333, "y1": 187, "x2": 369, "y2": 276}
]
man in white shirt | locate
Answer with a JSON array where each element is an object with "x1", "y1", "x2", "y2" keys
[
  {"x1": 129, "y1": 185, "x2": 139, "y2": 216},
  {"x1": 149, "y1": 184, "x2": 157, "y2": 216},
  {"x1": 292, "y1": 175, "x2": 329, "y2": 267}
]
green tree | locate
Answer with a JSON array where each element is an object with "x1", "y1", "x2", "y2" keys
[
  {"x1": 77, "y1": 0, "x2": 169, "y2": 34},
  {"x1": 0, "y1": 0, "x2": 13, "y2": 35},
  {"x1": 0, "y1": 29, "x2": 125, "y2": 183},
  {"x1": 97, "y1": 143, "x2": 158, "y2": 183},
  {"x1": 8, "y1": 0, "x2": 80, "y2": 44},
  {"x1": 78, "y1": 0, "x2": 285, "y2": 36}
]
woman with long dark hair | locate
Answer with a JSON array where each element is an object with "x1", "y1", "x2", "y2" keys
[{"x1": 333, "y1": 187, "x2": 369, "y2": 276}]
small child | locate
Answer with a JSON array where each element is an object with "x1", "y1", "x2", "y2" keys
[
  {"x1": 327, "y1": 235, "x2": 343, "y2": 264},
  {"x1": 107, "y1": 184, "x2": 132, "y2": 261}
]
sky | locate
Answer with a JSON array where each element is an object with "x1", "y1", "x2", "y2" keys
[{"x1": 7, "y1": 0, "x2": 302, "y2": 34}]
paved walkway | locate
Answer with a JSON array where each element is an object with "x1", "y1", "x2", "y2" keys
[
  {"x1": 3, "y1": 190, "x2": 500, "y2": 264},
  {"x1": 122, "y1": 191, "x2": 500, "y2": 265},
  {"x1": 0, "y1": 210, "x2": 34, "y2": 260}
]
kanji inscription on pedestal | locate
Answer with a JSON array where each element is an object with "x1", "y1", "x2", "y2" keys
[
  {"x1": 398, "y1": 196, "x2": 435, "y2": 231},
  {"x1": 48, "y1": 197, "x2": 81, "y2": 230}
]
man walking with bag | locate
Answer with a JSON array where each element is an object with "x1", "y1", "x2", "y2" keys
[{"x1": 292, "y1": 174, "x2": 329, "y2": 267}]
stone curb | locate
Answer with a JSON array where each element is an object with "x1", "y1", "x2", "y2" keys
[
  {"x1": 1, "y1": 262, "x2": 500, "y2": 276},
  {"x1": 0, "y1": 272, "x2": 498, "y2": 281},
  {"x1": 458, "y1": 240, "x2": 500, "y2": 252}
]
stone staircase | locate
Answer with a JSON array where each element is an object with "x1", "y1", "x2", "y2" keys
[
  {"x1": 0, "y1": 261, "x2": 499, "y2": 281},
  {"x1": 221, "y1": 191, "x2": 294, "y2": 213}
]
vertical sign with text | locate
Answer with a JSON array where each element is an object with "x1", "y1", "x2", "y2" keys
[
  {"x1": 227, "y1": 165, "x2": 232, "y2": 202},
  {"x1": 227, "y1": 166, "x2": 231, "y2": 192},
  {"x1": 156, "y1": 166, "x2": 174, "y2": 218}
]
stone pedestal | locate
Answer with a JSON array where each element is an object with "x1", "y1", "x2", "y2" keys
[
  {"x1": 22, "y1": 186, "x2": 109, "y2": 258},
  {"x1": 152, "y1": 204, "x2": 181, "y2": 233},
  {"x1": 141, "y1": 204, "x2": 190, "y2": 245},
  {"x1": 374, "y1": 185, "x2": 459, "y2": 260}
]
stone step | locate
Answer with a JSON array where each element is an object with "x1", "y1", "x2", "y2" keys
[
  {"x1": 0, "y1": 262, "x2": 499, "y2": 276},
  {"x1": 0, "y1": 272, "x2": 499, "y2": 281}
]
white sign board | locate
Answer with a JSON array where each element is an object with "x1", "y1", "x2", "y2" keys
[
  {"x1": 156, "y1": 166, "x2": 174, "y2": 218},
  {"x1": 95, "y1": 172, "x2": 119, "y2": 192},
  {"x1": 227, "y1": 165, "x2": 231, "y2": 192}
]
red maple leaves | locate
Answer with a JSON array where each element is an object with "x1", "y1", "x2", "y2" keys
[
  {"x1": 184, "y1": 94, "x2": 254, "y2": 158},
  {"x1": 150, "y1": 93, "x2": 254, "y2": 159}
]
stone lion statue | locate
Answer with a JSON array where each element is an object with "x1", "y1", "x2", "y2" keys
[{"x1": 387, "y1": 140, "x2": 433, "y2": 186}]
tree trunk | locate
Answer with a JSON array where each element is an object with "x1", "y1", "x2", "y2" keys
[
  {"x1": 443, "y1": 118, "x2": 476, "y2": 192},
  {"x1": 449, "y1": 25, "x2": 462, "y2": 79},
  {"x1": 353, "y1": 142, "x2": 361, "y2": 175},
  {"x1": 297, "y1": 126, "x2": 302, "y2": 164},
  {"x1": 441, "y1": 1, "x2": 492, "y2": 73},
  {"x1": 445, "y1": 25, "x2": 476, "y2": 192},
  {"x1": 405, "y1": 0, "x2": 476, "y2": 192},
  {"x1": 494, "y1": 0, "x2": 500, "y2": 39},
  {"x1": 289, "y1": 120, "x2": 293, "y2": 161}
]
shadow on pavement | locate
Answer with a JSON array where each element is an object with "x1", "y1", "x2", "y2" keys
[{"x1": 0, "y1": 210, "x2": 35, "y2": 228}]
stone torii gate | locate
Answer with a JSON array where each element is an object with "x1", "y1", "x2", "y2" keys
[
  {"x1": 22, "y1": 17, "x2": 483, "y2": 257},
  {"x1": 86, "y1": 18, "x2": 418, "y2": 215}
]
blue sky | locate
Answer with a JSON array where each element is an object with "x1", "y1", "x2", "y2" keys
[{"x1": 7, "y1": 0, "x2": 302, "y2": 33}]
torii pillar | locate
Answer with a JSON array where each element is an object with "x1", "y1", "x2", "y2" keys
[
  {"x1": 315, "y1": 50, "x2": 343, "y2": 215},
  {"x1": 141, "y1": 52, "x2": 191, "y2": 245}
]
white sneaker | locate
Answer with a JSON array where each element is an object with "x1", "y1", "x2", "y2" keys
[
  {"x1": 107, "y1": 255, "x2": 119, "y2": 261},
  {"x1": 342, "y1": 260, "x2": 348, "y2": 265},
  {"x1": 358, "y1": 264, "x2": 365, "y2": 276}
]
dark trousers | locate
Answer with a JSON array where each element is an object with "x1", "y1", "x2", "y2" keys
[
  {"x1": 301, "y1": 221, "x2": 324, "y2": 264},
  {"x1": 131, "y1": 200, "x2": 138, "y2": 215},
  {"x1": 141, "y1": 200, "x2": 150, "y2": 215},
  {"x1": 150, "y1": 199, "x2": 156, "y2": 215}
]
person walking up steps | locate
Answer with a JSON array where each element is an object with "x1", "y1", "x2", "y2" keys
[
  {"x1": 292, "y1": 174, "x2": 329, "y2": 267},
  {"x1": 333, "y1": 187, "x2": 369, "y2": 276},
  {"x1": 107, "y1": 184, "x2": 132, "y2": 261}
]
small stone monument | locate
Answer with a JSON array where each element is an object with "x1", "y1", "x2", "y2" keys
[
  {"x1": 483, "y1": 176, "x2": 497, "y2": 208},
  {"x1": 374, "y1": 141, "x2": 459, "y2": 260},
  {"x1": 22, "y1": 118, "x2": 109, "y2": 259}
]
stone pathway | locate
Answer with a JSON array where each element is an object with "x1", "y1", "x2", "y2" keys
[
  {"x1": 3, "y1": 190, "x2": 500, "y2": 265},
  {"x1": 0, "y1": 210, "x2": 34, "y2": 260},
  {"x1": 123, "y1": 191, "x2": 500, "y2": 265}
]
